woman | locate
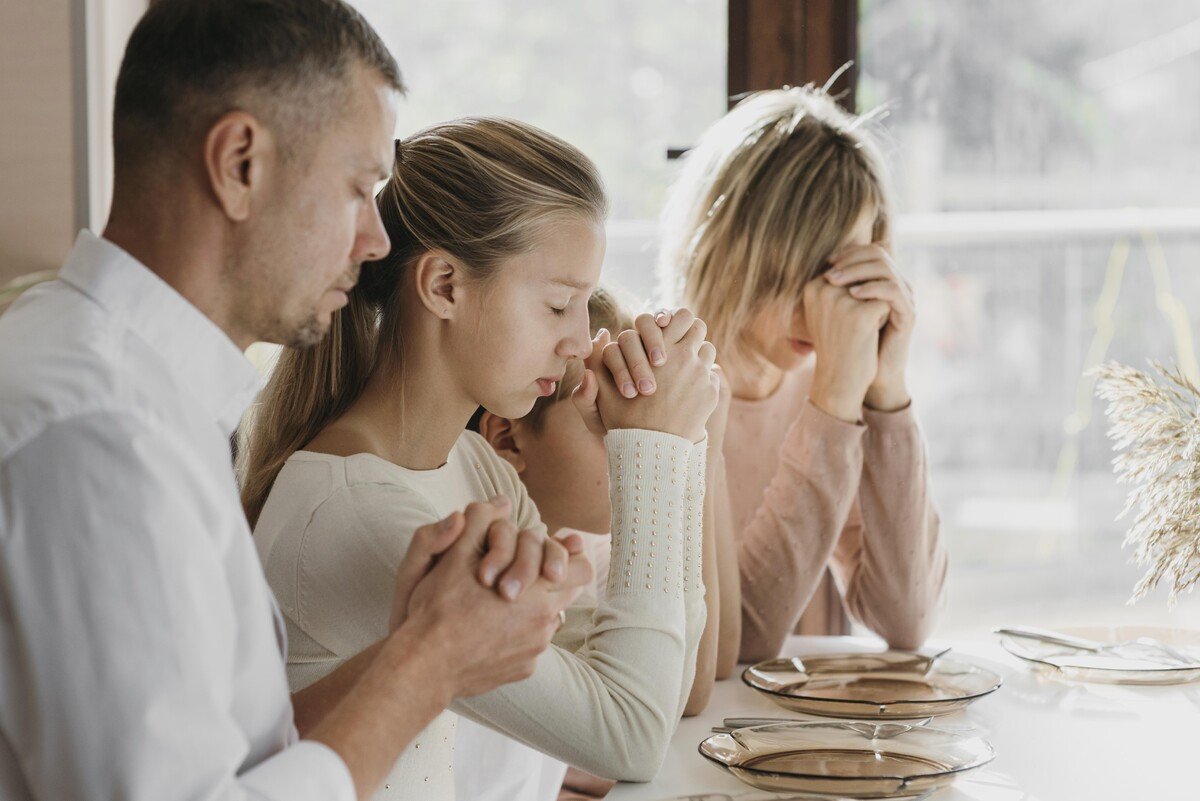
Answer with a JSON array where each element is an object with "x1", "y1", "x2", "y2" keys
[{"x1": 658, "y1": 86, "x2": 947, "y2": 661}]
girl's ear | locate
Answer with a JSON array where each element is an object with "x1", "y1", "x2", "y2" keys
[
  {"x1": 478, "y1": 411, "x2": 526, "y2": 473},
  {"x1": 412, "y1": 251, "x2": 460, "y2": 319}
]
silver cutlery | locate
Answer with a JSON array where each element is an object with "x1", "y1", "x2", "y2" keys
[
  {"x1": 994, "y1": 626, "x2": 1196, "y2": 666},
  {"x1": 712, "y1": 716, "x2": 935, "y2": 736}
]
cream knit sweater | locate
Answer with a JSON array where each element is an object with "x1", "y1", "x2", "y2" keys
[{"x1": 253, "y1": 429, "x2": 707, "y2": 800}]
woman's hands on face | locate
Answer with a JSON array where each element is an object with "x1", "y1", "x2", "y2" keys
[
  {"x1": 807, "y1": 243, "x2": 914, "y2": 421},
  {"x1": 572, "y1": 308, "x2": 719, "y2": 443}
]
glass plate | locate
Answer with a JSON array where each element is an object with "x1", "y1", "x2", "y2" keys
[
  {"x1": 698, "y1": 721, "x2": 995, "y2": 798},
  {"x1": 741, "y1": 652, "x2": 1002, "y2": 719},
  {"x1": 998, "y1": 625, "x2": 1200, "y2": 685}
]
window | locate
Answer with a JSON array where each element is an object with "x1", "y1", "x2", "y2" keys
[
  {"x1": 352, "y1": 0, "x2": 727, "y2": 302},
  {"x1": 860, "y1": 0, "x2": 1200, "y2": 634}
]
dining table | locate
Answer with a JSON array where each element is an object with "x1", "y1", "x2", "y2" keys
[{"x1": 608, "y1": 635, "x2": 1199, "y2": 801}]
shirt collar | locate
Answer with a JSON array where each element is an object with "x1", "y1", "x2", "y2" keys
[{"x1": 59, "y1": 230, "x2": 263, "y2": 436}]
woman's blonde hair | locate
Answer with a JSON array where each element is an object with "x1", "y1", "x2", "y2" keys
[
  {"x1": 238, "y1": 117, "x2": 608, "y2": 526},
  {"x1": 657, "y1": 86, "x2": 892, "y2": 374}
]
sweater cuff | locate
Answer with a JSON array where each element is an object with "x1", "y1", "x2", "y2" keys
[
  {"x1": 796, "y1": 399, "x2": 866, "y2": 444},
  {"x1": 604, "y1": 429, "x2": 693, "y2": 599},
  {"x1": 862, "y1": 401, "x2": 918, "y2": 434}
]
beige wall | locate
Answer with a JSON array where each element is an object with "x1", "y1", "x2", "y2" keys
[
  {"x1": 0, "y1": 1, "x2": 76, "y2": 286},
  {"x1": 0, "y1": 0, "x2": 144, "y2": 288}
]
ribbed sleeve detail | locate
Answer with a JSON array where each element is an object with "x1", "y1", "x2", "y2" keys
[
  {"x1": 603, "y1": 428, "x2": 694, "y2": 599},
  {"x1": 681, "y1": 436, "x2": 708, "y2": 600}
]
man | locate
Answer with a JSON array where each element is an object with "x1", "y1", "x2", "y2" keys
[{"x1": 0, "y1": 2, "x2": 587, "y2": 799}]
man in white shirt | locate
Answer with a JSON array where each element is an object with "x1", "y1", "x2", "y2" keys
[{"x1": 0, "y1": 2, "x2": 588, "y2": 799}]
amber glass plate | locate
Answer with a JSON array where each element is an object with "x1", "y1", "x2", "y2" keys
[
  {"x1": 999, "y1": 625, "x2": 1200, "y2": 685},
  {"x1": 699, "y1": 721, "x2": 995, "y2": 798},
  {"x1": 742, "y1": 651, "x2": 1002, "y2": 719}
]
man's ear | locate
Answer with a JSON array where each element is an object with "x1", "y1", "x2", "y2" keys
[
  {"x1": 478, "y1": 411, "x2": 525, "y2": 473},
  {"x1": 203, "y1": 110, "x2": 271, "y2": 222},
  {"x1": 412, "y1": 251, "x2": 461, "y2": 320}
]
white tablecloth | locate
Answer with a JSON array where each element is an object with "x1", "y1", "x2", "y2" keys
[{"x1": 609, "y1": 636, "x2": 1198, "y2": 801}]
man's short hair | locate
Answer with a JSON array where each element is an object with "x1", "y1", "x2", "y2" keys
[{"x1": 113, "y1": 0, "x2": 404, "y2": 174}]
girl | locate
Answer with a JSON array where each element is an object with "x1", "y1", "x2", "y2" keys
[
  {"x1": 477, "y1": 287, "x2": 740, "y2": 705},
  {"x1": 239, "y1": 118, "x2": 718, "y2": 800},
  {"x1": 657, "y1": 86, "x2": 947, "y2": 661},
  {"x1": 473, "y1": 288, "x2": 741, "y2": 799}
]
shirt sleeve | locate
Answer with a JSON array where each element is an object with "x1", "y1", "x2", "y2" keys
[
  {"x1": 450, "y1": 429, "x2": 706, "y2": 782},
  {"x1": 0, "y1": 413, "x2": 354, "y2": 801}
]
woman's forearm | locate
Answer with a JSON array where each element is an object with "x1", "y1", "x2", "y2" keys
[
  {"x1": 710, "y1": 456, "x2": 741, "y2": 679},
  {"x1": 838, "y1": 406, "x2": 946, "y2": 649},
  {"x1": 737, "y1": 402, "x2": 863, "y2": 661}
]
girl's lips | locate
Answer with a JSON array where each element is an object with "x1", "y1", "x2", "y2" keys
[{"x1": 536, "y1": 378, "x2": 558, "y2": 397}]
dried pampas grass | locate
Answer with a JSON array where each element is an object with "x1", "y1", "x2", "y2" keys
[{"x1": 1093, "y1": 361, "x2": 1200, "y2": 602}]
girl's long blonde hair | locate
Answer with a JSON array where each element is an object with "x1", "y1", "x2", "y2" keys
[
  {"x1": 657, "y1": 86, "x2": 893, "y2": 374},
  {"x1": 238, "y1": 117, "x2": 607, "y2": 527}
]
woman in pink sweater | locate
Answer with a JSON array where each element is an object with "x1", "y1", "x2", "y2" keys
[{"x1": 657, "y1": 86, "x2": 948, "y2": 661}]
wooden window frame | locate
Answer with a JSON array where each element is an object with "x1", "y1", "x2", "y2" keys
[{"x1": 727, "y1": 0, "x2": 858, "y2": 112}]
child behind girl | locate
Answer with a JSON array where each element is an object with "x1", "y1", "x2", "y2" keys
[
  {"x1": 240, "y1": 117, "x2": 719, "y2": 801},
  {"x1": 658, "y1": 86, "x2": 948, "y2": 661}
]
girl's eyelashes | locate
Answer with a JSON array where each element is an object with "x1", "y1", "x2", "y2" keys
[{"x1": 549, "y1": 296, "x2": 574, "y2": 317}]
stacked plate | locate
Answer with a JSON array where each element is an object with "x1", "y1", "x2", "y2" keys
[
  {"x1": 698, "y1": 650, "x2": 1003, "y2": 799},
  {"x1": 740, "y1": 651, "x2": 1001, "y2": 719},
  {"x1": 699, "y1": 720, "x2": 995, "y2": 799}
]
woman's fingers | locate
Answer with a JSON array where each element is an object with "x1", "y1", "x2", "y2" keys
[
  {"x1": 634, "y1": 313, "x2": 668, "y2": 367},
  {"x1": 617, "y1": 329, "x2": 657, "y2": 395},
  {"x1": 848, "y1": 278, "x2": 909, "y2": 305},
  {"x1": 824, "y1": 259, "x2": 897, "y2": 288},
  {"x1": 848, "y1": 279, "x2": 914, "y2": 326},
  {"x1": 829, "y1": 242, "x2": 891, "y2": 268}
]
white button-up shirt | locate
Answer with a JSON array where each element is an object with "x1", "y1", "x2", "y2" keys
[{"x1": 0, "y1": 231, "x2": 355, "y2": 801}]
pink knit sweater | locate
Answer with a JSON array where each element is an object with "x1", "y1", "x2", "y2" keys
[{"x1": 725, "y1": 363, "x2": 947, "y2": 661}]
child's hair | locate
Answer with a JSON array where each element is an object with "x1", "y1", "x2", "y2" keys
[
  {"x1": 520, "y1": 286, "x2": 633, "y2": 432},
  {"x1": 657, "y1": 85, "x2": 893, "y2": 373},
  {"x1": 238, "y1": 116, "x2": 608, "y2": 526}
]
